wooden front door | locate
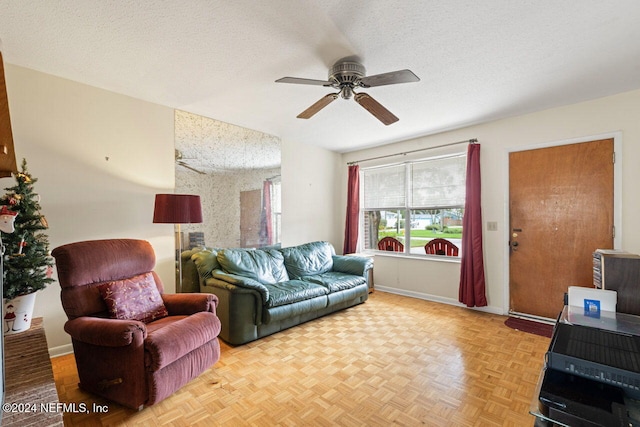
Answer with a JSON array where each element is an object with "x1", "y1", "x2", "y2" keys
[{"x1": 509, "y1": 139, "x2": 614, "y2": 319}]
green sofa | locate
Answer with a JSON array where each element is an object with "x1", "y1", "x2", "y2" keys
[{"x1": 181, "y1": 241, "x2": 372, "y2": 345}]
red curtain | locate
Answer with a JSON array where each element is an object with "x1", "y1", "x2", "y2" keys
[
  {"x1": 259, "y1": 180, "x2": 273, "y2": 246},
  {"x1": 343, "y1": 164, "x2": 360, "y2": 254},
  {"x1": 459, "y1": 143, "x2": 488, "y2": 307}
]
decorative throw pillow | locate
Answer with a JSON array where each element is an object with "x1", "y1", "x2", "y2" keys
[{"x1": 98, "y1": 272, "x2": 168, "y2": 323}]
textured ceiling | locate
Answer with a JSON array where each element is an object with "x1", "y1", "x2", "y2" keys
[{"x1": 1, "y1": 1, "x2": 640, "y2": 155}]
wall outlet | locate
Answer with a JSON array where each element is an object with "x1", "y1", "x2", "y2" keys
[{"x1": 486, "y1": 221, "x2": 498, "y2": 231}]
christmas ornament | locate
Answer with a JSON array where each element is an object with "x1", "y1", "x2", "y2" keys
[
  {"x1": 0, "y1": 205, "x2": 18, "y2": 233},
  {"x1": 16, "y1": 172, "x2": 31, "y2": 183},
  {"x1": 17, "y1": 236, "x2": 27, "y2": 255}
]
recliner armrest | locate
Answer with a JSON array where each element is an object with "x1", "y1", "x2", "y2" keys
[
  {"x1": 162, "y1": 293, "x2": 218, "y2": 315},
  {"x1": 145, "y1": 312, "x2": 221, "y2": 371},
  {"x1": 64, "y1": 317, "x2": 146, "y2": 347}
]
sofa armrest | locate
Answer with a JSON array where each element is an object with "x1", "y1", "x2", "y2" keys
[
  {"x1": 204, "y1": 277, "x2": 264, "y2": 327},
  {"x1": 64, "y1": 317, "x2": 146, "y2": 347},
  {"x1": 332, "y1": 255, "x2": 373, "y2": 277},
  {"x1": 162, "y1": 293, "x2": 218, "y2": 315},
  {"x1": 180, "y1": 248, "x2": 203, "y2": 293},
  {"x1": 212, "y1": 270, "x2": 269, "y2": 304}
]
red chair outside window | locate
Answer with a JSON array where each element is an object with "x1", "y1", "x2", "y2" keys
[
  {"x1": 424, "y1": 238, "x2": 459, "y2": 256},
  {"x1": 377, "y1": 236, "x2": 404, "y2": 252}
]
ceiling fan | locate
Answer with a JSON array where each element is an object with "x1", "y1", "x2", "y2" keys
[{"x1": 276, "y1": 58, "x2": 419, "y2": 125}]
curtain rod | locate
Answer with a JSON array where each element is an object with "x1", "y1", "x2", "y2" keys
[{"x1": 347, "y1": 138, "x2": 477, "y2": 166}]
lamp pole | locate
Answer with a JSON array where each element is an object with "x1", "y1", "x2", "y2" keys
[
  {"x1": 175, "y1": 223, "x2": 183, "y2": 293},
  {"x1": 153, "y1": 194, "x2": 203, "y2": 294}
]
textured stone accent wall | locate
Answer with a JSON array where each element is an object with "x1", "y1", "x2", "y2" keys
[{"x1": 174, "y1": 110, "x2": 281, "y2": 248}]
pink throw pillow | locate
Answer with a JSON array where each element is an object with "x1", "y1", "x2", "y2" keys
[{"x1": 98, "y1": 272, "x2": 168, "y2": 323}]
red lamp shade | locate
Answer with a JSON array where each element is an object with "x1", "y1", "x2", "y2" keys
[{"x1": 153, "y1": 194, "x2": 203, "y2": 224}]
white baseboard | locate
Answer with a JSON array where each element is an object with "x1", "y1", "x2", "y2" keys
[
  {"x1": 49, "y1": 343, "x2": 74, "y2": 358},
  {"x1": 374, "y1": 285, "x2": 503, "y2": 315}
]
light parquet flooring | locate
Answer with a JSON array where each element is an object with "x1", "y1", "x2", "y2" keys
[{"x1": 51, "y1": 291, "x2": 549, "y2": 426}]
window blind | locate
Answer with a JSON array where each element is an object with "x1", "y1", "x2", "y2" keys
[
  {"x1": 411, "y1": 154, "x2": 466, "y2": 207},
  {"x1": 363, "y1": 164, "x2": 406, "y2": 208}
]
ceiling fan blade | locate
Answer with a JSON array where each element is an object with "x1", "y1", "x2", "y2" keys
[
  {"x1": 297, "y1": 94, "x2": 339, "y2": 119},
  {"x1": 276, "y1": 77, "x2": 334, "y2": 86},
  {"x1": 354, "y1": 93, "x2": 399, "y2": 125},
  {"x1": 359, "y1": 69, "x2": 420, "y2": 88},
  {"x1": 178, "y1": 161, "x2": 206, "y2": 175}
]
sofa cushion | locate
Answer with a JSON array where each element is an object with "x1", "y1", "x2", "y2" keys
[
  {"x1": 264, "y1": 280, "x2": 328, "y2": 308},
  {"x1": 191, "y1": 249, "x2": 220, "y2": 280},
  {"x1": 218, "y1": 248, "x2": 289, "y2": 285},
  {"x1": 98, "y1": 272, "x2": 168, "y2": 323},
  {"x1": 263, "y1": 295, "x2": 329, "y2": 324},
  {"x1": 301, "y1": 272, "x2": 367, "y2": 292},
  {"x1": 279, "y1": 241, "x2": 334, "y2": 279}
]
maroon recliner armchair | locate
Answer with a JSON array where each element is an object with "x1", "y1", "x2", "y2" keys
[{"x1": 52, "y1": 239, "x2": 221, "y2": 410}]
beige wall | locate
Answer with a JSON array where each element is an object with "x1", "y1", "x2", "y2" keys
[
  {"x1": 3, "y1": 64, "x2": 176, "y2": 354},
  {"x1": 280, "y1": 138, "x2": 343, "y2": 250},
  {"x1": 341, "y1": 89, "x2": 640, "y2": 315}
]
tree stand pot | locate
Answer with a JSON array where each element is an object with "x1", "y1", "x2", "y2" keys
[{"x1": 3, "y1": 292, "x2": 37, "y2": 335}]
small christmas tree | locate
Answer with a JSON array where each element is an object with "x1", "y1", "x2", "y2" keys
[{"x1": 1, "y1": 159, "x2": 54, "y2": 300}]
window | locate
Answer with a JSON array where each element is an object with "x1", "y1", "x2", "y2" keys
[
  {"x1": 271, "y1": 178, "x2": 282, "y2": 245},
  {"x1": 362, "y1": 153, "x2": 466, "y2": 257}
]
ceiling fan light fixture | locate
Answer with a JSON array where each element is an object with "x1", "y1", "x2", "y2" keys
[{"x1": 340, "y1": 86, "x2": 354, "y2": 100}]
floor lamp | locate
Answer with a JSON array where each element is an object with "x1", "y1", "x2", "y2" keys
[{"x1": 153, "y1": 194, "x2": 203, "y2": 293}]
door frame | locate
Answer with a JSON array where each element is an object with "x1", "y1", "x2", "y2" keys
[{"x1": 502, "y1": 131, "x2": 622, "y2": 316}]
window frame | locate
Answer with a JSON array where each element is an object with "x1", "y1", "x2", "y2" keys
[{"x1": 360, "y1": 152, "x2": 466, "y2": 258}]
